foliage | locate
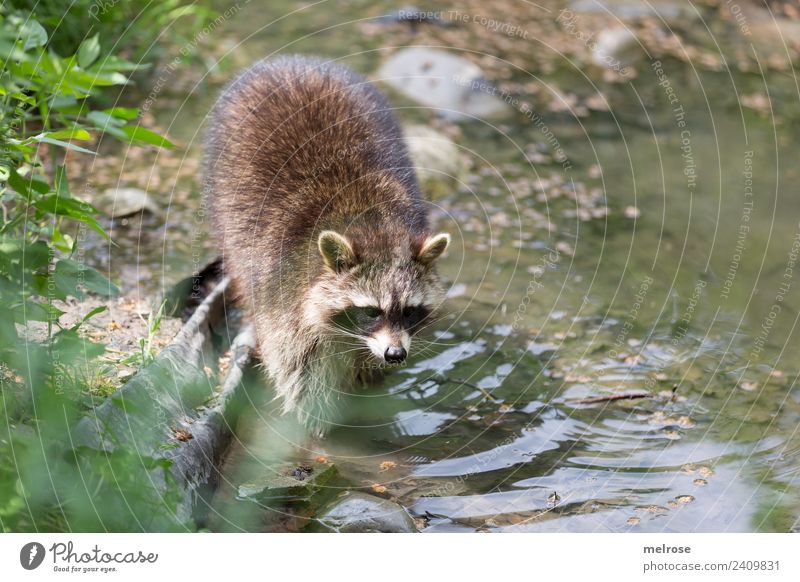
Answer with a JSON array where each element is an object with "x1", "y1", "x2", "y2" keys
[
  {"x1": 6, "y1": 0, "x2": 215, "y2": 60},
  {"x1": 0, "y1": 5, "x2": 200, "y2": 531}
]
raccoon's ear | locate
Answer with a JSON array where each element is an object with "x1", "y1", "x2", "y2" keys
[
  {"x1": 318, "y1": 230, "x2": 356, "y2": 272},
  {"x1": 415, "y1": 233, "x2": 450, "y2": 265}
]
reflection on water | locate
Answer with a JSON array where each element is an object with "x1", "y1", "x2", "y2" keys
[{"x1": 123, "y1": 1, "x2": 800, "y2": 531}]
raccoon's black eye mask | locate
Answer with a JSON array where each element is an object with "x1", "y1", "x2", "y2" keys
[
  {"x1": 401, "y1": 305, "x2": 431, "y2": 331},
  {"x1": 331, "y1": 305, "x2": 431, "y2": 333},
  {"x1": 332, "y1": 306, "x2": 383, "y2": 333}
]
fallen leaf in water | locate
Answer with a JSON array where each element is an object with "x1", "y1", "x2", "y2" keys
[
  {"x1": 315, "y1": 456, "x2": 329, "y2": 464},
  {"x1": 740, "y1": 381, "x2": 758, "y2": 392},
  {"x1": 698, "y1": 466, "x2": 714, "y2": 478},
  {"x1": 173, "y1": 429, "x2": 193, "y2": 442},
  {"x1": 693, "y1": 479, "x2": 708, "y2": 487},
  {"x1": 379, "y1": 460, "x2": 397, "y2": 471},
  {"x1": 676, "y1": 495, "x2": 695, "y2": 504},
  {"x1": 627, "y1": 517, "x2": 641, "y2": 525},
  {"x1": 371, "y1": 483, "x2": 388, "y2": 494}
]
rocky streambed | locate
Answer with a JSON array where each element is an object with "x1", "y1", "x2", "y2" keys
[{"x1": 65, "y1": 0, "x2": 800, "y2": 532}]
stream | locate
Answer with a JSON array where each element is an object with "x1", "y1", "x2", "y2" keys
[{"x1": 84, "y1": 0, "x2": 800, "y2": 532}]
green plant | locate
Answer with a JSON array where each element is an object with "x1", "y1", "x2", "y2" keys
[
  {"x1": 0, "y1": 7, "x2": 193, "y2": 532},
  {"x1": 122, "y1": 299, "x2": 167, "y2": 368},
  {"x1": 0, "y1": 11, "x2": 179, "y2": 352},
  {"x1": 7, "y1": 0, "x2": 215, "y2": 60}
]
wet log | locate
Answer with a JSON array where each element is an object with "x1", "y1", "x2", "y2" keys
[{"x1": 73, "y1": 276, "x2": 256, "y2": 522}]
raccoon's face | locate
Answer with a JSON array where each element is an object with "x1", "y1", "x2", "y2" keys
[{"x1": 312, "y1": 230, "x2": 450, "y2": 365}]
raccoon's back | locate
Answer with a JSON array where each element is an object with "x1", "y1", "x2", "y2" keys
[
  {"x1": 204, "y1": 55, "x2": 425, "y2": 246},
  {"x1": 203, "y1": 56, "x2": 430, "y2": 315}
]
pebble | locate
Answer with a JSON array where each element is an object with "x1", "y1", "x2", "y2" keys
[{"x1": 315, "y1": 491, "x2": 418, "y2": 533}]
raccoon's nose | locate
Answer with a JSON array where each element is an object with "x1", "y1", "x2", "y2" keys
[{"x1": 384, "y1": 346, "x2": 407, "y2": 363}]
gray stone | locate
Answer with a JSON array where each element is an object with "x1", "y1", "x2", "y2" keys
[
  {"x1": 377, "y1": 48, "x2": 510, "y2": 121},
  {"x1": 316, "y1": 491, "x2": 418, "y2": 533},
  {"x1": 591, "y1": 27, "x2": 643, "y2": 70},
  {"x1": 100, "y1": 187, "x2": 159, "y2": 218},
  {"x1": 404, "y1": 124, "x2": 463, "y2": 183}
]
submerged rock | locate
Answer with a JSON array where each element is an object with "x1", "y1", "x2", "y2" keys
[
  {"x1": 238, "y1": 462, "x2": 338, "y2": 502},
  {"x1": 315, "y1": 491, "x2": 417, "y2": 533},
  {"x1": 404, "y1": 124, "x2": 464, "y2": 184},
  {"x1": 100, "y1": 187, "x2": 159, "y2": 218},
  {"x1": 377, "y1": 48, "x2": 510, "y2": 121},
  {"x1": 591, "y1": 27, "x2": 643, "y2": 71}
]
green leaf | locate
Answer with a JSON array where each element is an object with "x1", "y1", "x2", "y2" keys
[
  {"x1": 78, "y1": 34, "x2": 101, "y2": 69},
  {"x1": 52, "y1": 259, "x2": 119, "y2": 299},
  {"x1": 87, "y1": 110, "x2": 126, "y2": 129},
  {"x1": 23, "y1": 240, "x2": 52, "y2": 272},
  {"x1": 103, "y1": 107, "x2": 139, "y2": 120},
  {"x1": 92, "y1": 55, "x2": 149, "y2": 74},
  {"x1": 52, "y1": 226, "x2": 74, "y2": 253},
  {"x1": 6, "y1": 170, "x2": 48, "y2": 200},
  {"x1": 65, "y1": 68, "x2": 129, "y2": 89},
  {"x1": 8, "y1": 91, "x2": 36, "y2": 106},
  {"x1": 33, "y1": 196, "x2": 109, "y2": 240},
  {"x1": 54, "y1": 166, "x2": 71, "y2": 201},
  {"x1": 28, "y1": 174, "x2": 51, "y2": 195},
  {"x1": 37, "y1": 137, "x2": 96, "y2": 155},
  {"x1": 19, "y1": 20, "x2": 48, "y2": 50},
  {"x1": 121, "y1": 125, "x2": 174, "y2": 149},
  {"x1": 49, "y1": 95, "x2": 83, "y2": 116},
  {"x1": 50, "y1": 328, "x2": 105, "y2": 361},
  {"x1": 70, "y1": 305, "x2": 108, "y2": 331},
  {"x1": 16, "y1": 301, "x2": 64, "y2": 324},
  {"x1": 6, "y1": 171, "x2": 33, "y2": 200},
  {"x1": 0, "y1": 240, "x2": 51, "y2": 276},
  {"x1": 46, "y1": 129, "x2": 92, "y2": 141}
]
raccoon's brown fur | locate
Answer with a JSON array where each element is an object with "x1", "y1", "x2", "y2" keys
[{"x1": 204, "y1": 55, "x2": 449, "y2": 428}]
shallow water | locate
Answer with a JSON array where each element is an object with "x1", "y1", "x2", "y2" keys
[{"x1": 109, "y1": 1, "x2": 800, "y2": 532}]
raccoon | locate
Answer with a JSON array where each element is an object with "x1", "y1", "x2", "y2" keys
[{"x1": 204, "y1": 55, "x2": 450, "y2": 428}]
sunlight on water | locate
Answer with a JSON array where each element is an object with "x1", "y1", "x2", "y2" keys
[{"x1": 124, "y1": 0, "x2": 800, "y2": 532}]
